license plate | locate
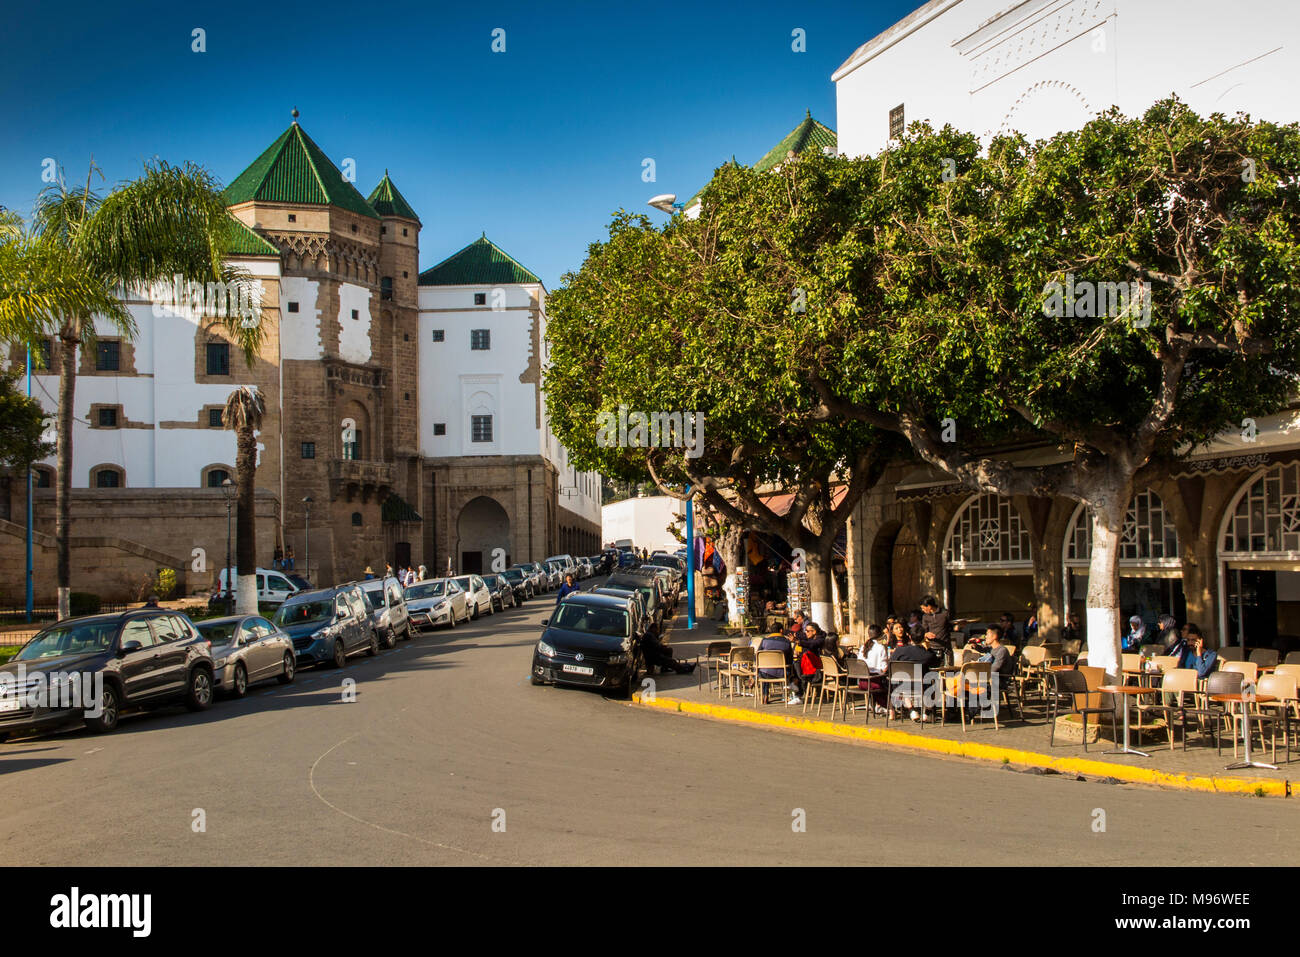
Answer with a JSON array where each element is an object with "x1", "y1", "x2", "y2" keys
[
  {"x1": 0, "y1": 698, "x2": 20, "y2": 713},
  {"x1": 562, "y1": 664, "x2": 594, "y2": 676}
]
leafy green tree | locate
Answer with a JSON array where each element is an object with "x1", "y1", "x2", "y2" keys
[
  {"x1": 0, "y1": 369, "x2": 52, "y2": 472},
  {"x1": 6, "y1": 161, "x2": 263, "y2": 619},
  {"x1": 547, "y1": 151, "x2": 904, "y2": 627},
  {"x1": 813, "y1": 100, "x2": 1300, "y2": 677}
]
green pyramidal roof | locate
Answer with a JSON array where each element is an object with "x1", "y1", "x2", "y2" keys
[
  {"x1": 686, "y1": 112, "x2": 838, "y2": 208},
  {"x1": 224, "y1": 216, "x2": 280, "y2": 257},
  {"x1": 419, "y1": 236, "x2": 540, "y2": 286},
  {"x1": 367, "y1": 172, "x2": 421, "y2": 224},
  {"x1": 753, "y1": 111, "x2": 837, "y2": 173},
  {"x1": 224, "y1": 122, "x2": 380, "y2": 219}
]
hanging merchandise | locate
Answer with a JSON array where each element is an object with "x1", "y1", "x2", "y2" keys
[{"x1": 787, "y1": 571, "x2": 810, "y2": 615}]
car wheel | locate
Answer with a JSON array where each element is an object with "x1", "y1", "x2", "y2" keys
[
  {"x1": 383, "y1": 628, "x2": 397, "y2": 650},
  {"x1": 232, "y1": 663, "x2": 248, "y2": 698},
  {"x1": 530, "y1": 675, "x2": 546, "y2": 686},
  {"x1": 278, "y1": 653, "x2": 296, "y2": 684},
  {"x1": 84, "y1": 682, "x2": 121, "y2": 733},
  {"x1": 184, "y1": 668, "x2": 214, "y2": 712},
  {"x1": 366, "y1": 632, "x2": 379, "y2": 656},
  {"x1": 447, "y1": 611, "x2": 457, "y2": 629},
  {"x1": 401, "y1": 623, "x2": 413, "y2": 641},
  {"x1": 471, "y1": 602, "x2": 480, "y2": 620},
  {"x1": 330, "y1": 639, "x2": 346, "y2": 669}
]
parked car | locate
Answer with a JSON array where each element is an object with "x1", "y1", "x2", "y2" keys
[
  {"x1": 196, "y1": 614, "x2": 296, "y2": 696},
  {"x1": 544, "y1": 554, "x2": 577, "y2": 577},
  {"x1": 272, "y1": 584, "x2": 378, "y2": 669},
  {"x1": 639, "y1": 566, "x2": 679, "y2": 608},
  {"x1": 501, "y1": 566, "x2": 533, "y2": 602},
  {"x1": 0, "y1": 609, "x2": 216, "y2": 738},
  {"x1": 358, "y1": 576, "x2": 412, "y2": 648},
  {"x1": 603, "y1": 573, "x2": 667, "y2": 635},
  {"x1": 543, "y1": 562, "x2": 564, "y2": 590},
  {"x1": 404, "y1": 578, "x2": 470, "y2": 630},
  {"x1": 482, "y1": 574, "x2": 516, "y2": 612},
  {"x1": 452, "y1": 575, "x2": 494, "y2": 619},
  {"x1": 575, "y1": 557, "x2": 594, "y2": 578},
  {"x1": 617, "y1": 550, "x2": 639, "y2": 570},
  {"x1": 597, "y1": 550, "x2": 617, "y2": 574},
  {"x1": 531, "y1": 592, "x2": 643, "y2": 697},
  {"x1": 210, "y1": 566, "x2": 301, "y2": 609},
  {"x1": 521, "y1": 562, "x2": 548, "y2": 592}
]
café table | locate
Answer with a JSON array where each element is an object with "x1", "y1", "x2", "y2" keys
[
  {"x1": 1211, "y1": 693, "x2": 1279, "y2": 771},
  {"x1": 1098, "y1": 685, "x2": 1160, "y2": 757}
]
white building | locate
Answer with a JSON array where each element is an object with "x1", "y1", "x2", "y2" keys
[
  {"x1": 417, "y1": 235, "x2": 601, "y2": 573},
  {"x1": 834, "y1": 0, "x2": 1298, "y2": 159},
  {"x1": 601, "y1": 495, "x2": 685, "y2": 554}
]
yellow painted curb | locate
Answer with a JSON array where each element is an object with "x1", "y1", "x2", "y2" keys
[{"x1": 631, "y1": 692, "x2": 1291, "y2": 798}]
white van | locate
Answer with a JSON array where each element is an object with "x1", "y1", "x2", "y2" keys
[
  {"x1": 544, "y1": 554, "x2": 577, "y2": 577},
  {"x1": 215, "y1": 567, "x2": 301, "y2": 606}
]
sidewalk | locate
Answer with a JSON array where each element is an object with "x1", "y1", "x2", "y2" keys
[{"x1": 650, "y1": 613, "x2": 1294, "y2": 799}]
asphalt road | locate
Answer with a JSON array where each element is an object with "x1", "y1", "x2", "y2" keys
[{"x1": 2, "y1": 581, "x2": 1297, "y2": 866}]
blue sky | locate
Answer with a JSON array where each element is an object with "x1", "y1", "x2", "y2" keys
[{"x1": 0, "y1": 0, "x2": 919, "y2": 288}]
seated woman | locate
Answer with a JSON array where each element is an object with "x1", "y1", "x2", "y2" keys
[{"x1": 857, "y1": 624, "x2": 891, "y2": 714}]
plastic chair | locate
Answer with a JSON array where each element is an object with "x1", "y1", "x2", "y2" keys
[
  {"x1": 1048, "y1": 669, "x2": 1117, "y2": 752},
  {"x1": 954, "y1": 662, "x2": 1000, "y2": 732},
  {"x1": 1255, "y1": 673, "x2": 1296, "y2": 763},
  {"x1": 811, "y1": 655, "x2": 848, "y2": 720},
  {"x1": 1250, "y1": 648, "x2": 1280, "y2": 668},
  {"x1": 755, "y1": 651, "x2": 792, "y2": 706},
  {"x1": 887, "y1": 660, "x2": 926, "y2": 726},
  {"x1": 1147, "y1": 668, "x2": 1219, "y2": 752},
  {"x1": 1217, "y1": 646, "x2": 1245, "y2": 663},
  {"x1": 841, "y1": 658, "x2": 874, "y2": 723},
  {"x1": 720, "y1": 647, "x2": 756, "y2": 700},
  {"x1": 1221, "y1": 660, "x2": 1258, "y2": 685},
  {"x1": 697, "y1": 640, "x2": 732, "y2": 695}
]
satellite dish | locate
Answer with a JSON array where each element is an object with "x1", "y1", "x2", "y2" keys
[{"x1": 647, "y1": 193, "x2": 678, "y2": 213}]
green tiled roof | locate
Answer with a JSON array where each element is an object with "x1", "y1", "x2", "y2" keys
[
  {"x1": 418, "y1": 236, "x2": 540, "y2": 286},
  {"x1": 686, "y1": 112, "x2": 837, "y2": 209},
  {"x1": 367, "y1": 172, "x2": 421, "y2": 224},
  {"x1": 223, "y1": 122, "x2": 380, "y2": 220},
  {"x1": 224, "y1": 216, "x2": 280, "y2": 257},
  {"x1": 382, "y1": 492, "x2": 422, "y2": 523},
  {"x1": 753, "y1": 111, "x2": 837, "y2": 173}
]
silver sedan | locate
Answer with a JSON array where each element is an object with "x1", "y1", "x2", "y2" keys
[
  {"x1": 196, "y1": 614, "x2": 296, "y2": 696},
  {"x1": 404, "y1": 579, "x2": 470, "y2": 630}
]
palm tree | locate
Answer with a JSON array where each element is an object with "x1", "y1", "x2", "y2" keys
[
  {"x1": 15, "y1": 161, "x2": 262, "y2": 619},
  {"x1": 223, "y1": 387, "x2": 266, "y2": 614}
]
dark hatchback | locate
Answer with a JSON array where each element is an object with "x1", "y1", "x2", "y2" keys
[
  {"x1": 0, "y1": 609, "x2": 216, "y2": 739},
  {"x1": 531, "y1": 593, "x2": 641, "y2": 697}
]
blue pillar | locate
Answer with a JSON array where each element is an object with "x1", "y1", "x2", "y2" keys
[{"x1": 685, "y1": 491, "x2": 695, "y2": 631}]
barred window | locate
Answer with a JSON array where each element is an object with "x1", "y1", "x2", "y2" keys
[{"x1": 471, "y1": 415, "x2": 493, "y2": 443}]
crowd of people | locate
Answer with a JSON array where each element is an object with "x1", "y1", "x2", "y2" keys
[{"x1": 362, "y1": 563, "x2": 427, "y2": 587}]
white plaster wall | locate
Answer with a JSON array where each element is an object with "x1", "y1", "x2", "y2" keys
[
  {"x1": 834, "y1": 0, "x2": 1299, "y2": 159},
  {"x1": 337, "y1": 282, "x2": 372, "y2": 365},
  {"x1": 418, "y1": 283, "x2": 542, "y2": 458},
  {"x1": 601, "y1": 496, "x2": 684, "y2": 552},
  {"x1": 280, "y1": 276, "x2": 322, "y2": 360}
]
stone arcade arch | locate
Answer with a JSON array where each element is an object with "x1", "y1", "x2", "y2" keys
[
  {"x1": 456, "y1": 495, "x2": 511, "y2": 575},
  {"x1": 1217, "y1": 462, "x2": 1300, "y2": 650},
  {"x1": 941, "y1": 493, "x2": 1034, "y2": 624}
]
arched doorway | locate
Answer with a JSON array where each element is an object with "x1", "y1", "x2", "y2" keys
[
  {"x1": 1063, "y1": 489, "x2": 1185, "y2": 630},
  {"x1": 942, "y1": 493, "x2": 1034, "y2": 624},
  {"x1": 457, "y1": 496, "x2": 510, "y2": 575},
  {"x1": 1218, "y1": 463, "x2": 1300, "y2": 651}
]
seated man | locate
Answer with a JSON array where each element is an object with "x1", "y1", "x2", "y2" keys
[
  {"x1": 643, "y1": 628, "x2": 696, "y2": 675},
  {"x1": 758, "y1": 630, "x2": 795, "y2": 704},
  {"x1": 1175, "y1": 625, "x2": 1217, "y2": 679},
  {"x1": 978, "y1": 626, "x2": 1017, "y2": 712},
  {"x1": 890, "y1": 633, "x2": 941, "y2": 721}
]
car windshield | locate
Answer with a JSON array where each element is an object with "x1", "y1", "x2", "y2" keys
[
  {"x1": 274, "y1": 600, "x2": 333, "y2": 627},
  {"x1": 360, "y1": 583, "x2": 385, "y2": 605},
  {"x1": 15, "y1": 621, "x2": 117, "y2": 660},
  {"x1": 287, "y1": 575, "x2": 312, "y2": 590},
  {"x1": 197, "y1": 620, "x2": 239, "y2": 645},
  {"x1": 482, "y1": 575, "x2": 500, "y2": 587},
  {"x1": 453, "y1": 577, "x2": 474, "y2": 591},
  {"x1": 406, "y1": 581, "x2": 446, "y2": 600},
  {"x1": 502, "y1": 569, "x2": 523, "y2": 581},
  {"x1": 551, "y1": 604, "x2": 629, "y2": 637}
]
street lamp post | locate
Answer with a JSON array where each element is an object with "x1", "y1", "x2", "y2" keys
[
  {"x1": 222, "y1": 478, "x2": 235, "y2": 613},
  {"x1": 302, "y1": 496, "x2": 312, "y2": 585}
]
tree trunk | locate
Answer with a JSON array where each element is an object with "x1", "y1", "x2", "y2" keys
[
  {"x1": 56, "y1": 327, "x2": 78, "y2": 620},
  {"x1": 719, "y1": 527, "x2": 744, "y2": 626},
  {"x1": 235, "y1": 424, "x2": 258, "y2": 614},
  {"x1": 803, "y1": 546, "x2": 835, "y2": 632},
  {"x1": 1084, "y1": 486, "x2": 1130, "y2": 684}
]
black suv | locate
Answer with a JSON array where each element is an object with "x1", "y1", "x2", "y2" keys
[
  {"x1": 531, "y1": 592, "x2": 643, "y2": 697},
  {"x1": 0, "y1": 609, "x2": 216, "y2": 739}
]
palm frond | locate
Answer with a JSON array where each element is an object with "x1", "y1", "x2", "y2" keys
[
  {"x1": 222, "y1": 386, "x2": 266, "y2": 432},
  {"x1": 0, "y1": 235, "x2": 132, "y2": 345}
]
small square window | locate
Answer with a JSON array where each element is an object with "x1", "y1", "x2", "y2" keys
[
  {"x1": 287, "y1": 302, "x2": 300, "y2": 313},
  {"x1": 402, "y1": 271, "x2": 408, "y2": 278},
  {"x1": 351, "y1": 309, "x2": 359, "y2": 319},
  {"x1": 473, "y1": 293, "x2": 487, "y2": 306},
  {"x1": 288, "y1": 213, "x2": 297, "y2": 223},
  {"x1": 96, "y1": 341, "x2": 120, "y2": 372},
  {"x1": 431, "y1": 329, "x2": 445, "y2": 343},
  {"x1": 471, "y1": 329, "x2": 490, "y2": 351},
  {"x1": 208, "y1": 408, "x2": 224, "y2": 428},
  {"x1": 433, "y1": 423, "x2": 446, "y2": 436},
  {"x1": 402, "y1": 227, "x2": 408, "y2": 237},
  {"x1": 471, "y1": 415, "x2": 493, "y2": 443},
  {"x1": 351, "y1": 224, "x2": 358, "y2": 233},
  {"x1": 206, "y1": 342, "x2": 230, "y2": 376},
  {"x1": 301, "y1": 442, "x2": 316, "y2": 459},
  {"x1": 97, "y1": 407, "x2": 118, "y2": 428},
  {"x1": 381, "y1": 226, "x2": 387, "y2": 235}
]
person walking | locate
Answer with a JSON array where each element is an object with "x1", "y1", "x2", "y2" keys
[{"x1": 556, "y1": 573, "x2": 580, "y2": 604}]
